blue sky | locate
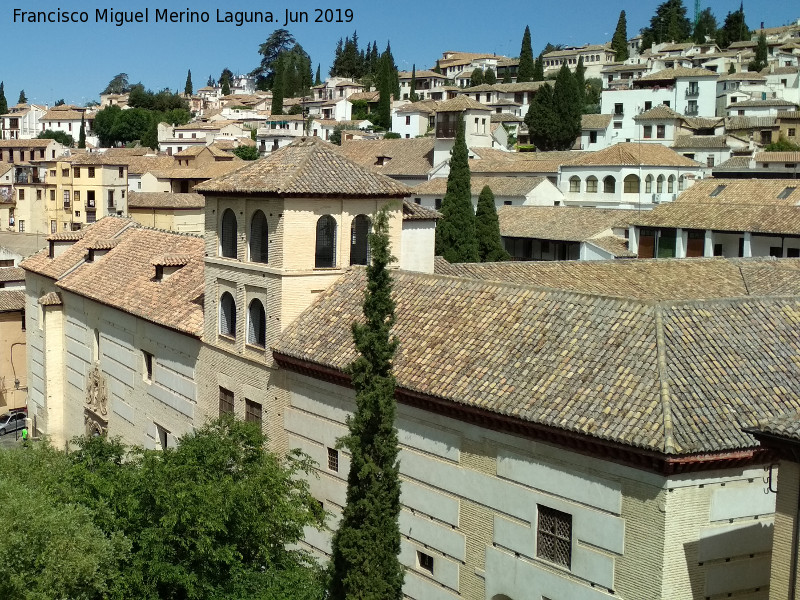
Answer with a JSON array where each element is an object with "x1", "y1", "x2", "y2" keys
[{"x1": 3, "y1": 0, "x2": 796, "y2": 106}]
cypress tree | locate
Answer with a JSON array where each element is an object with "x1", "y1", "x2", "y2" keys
[
  {"x1": 552, "y1": 63, "x2": 581, "y2": 150},
  {"x1": 502, "y1": 68, "x2": 512, "y2": 83},
  {"x1": 409, "y1": 64, "x2": 419, "y2": 102},
  {"x1": 475, "y1": 186, "x2": 510, "y2": 262},
  {"x1": 435, "y1": 117, "x2": 479, "y2": 263},
  {"x1": 184, "y1": 69, "x2": 193, "y2": 96},
  {"x1": 220, "y1": 76, "x2": 231, "y2": 96},
  {"x1": 611, "y1": 10, "x2": 629, "y2": 61},
  {"x1": 484, "y1": 67, "x2": 497, "y2": 85},
  {"x1": 433, "y1": 59, "x2": 442, "y2": 74},
  {"x1": 575, "y1": 56, "x2": 586, "y2": 112},
  {"x1": 78, "y1": 115, "x2": 86, "y2": 149},
  {"x1": 749, "y1": 32, "x2": 768, "y2": 73},
  {"x1": 517, "y1": 26, "x2": 535, "y2": 82},
  {"x1": 470, "y1": 68, "x2": 484, "y2": 87},
  {"x1": 375, "y1": 53, "x2": 392, "y2": 129},
  {"x1": 0, "y1": 82, "x2": 7, "y2": 115},
  {"x1": 315, "y1": 64, "x2": 321, "y2": 86},
  {"x1": 384, "y1": 42, "x2": 401, "y2": 100},
  {"x1": 525, "y1": 83, "x2": 557, "y2": 151},
  {"x1": 328, "y1": 205, "x2": 404, "y2": 600},
  {"x1": 271, "y1": 62, "x2": 284, "y2": 115},
  {"x1": 18, "y1": 90, "x2": 27, "y2": 104},
  {"x1": 533, "y1": 52, "x2": 545, "y2": 82}
]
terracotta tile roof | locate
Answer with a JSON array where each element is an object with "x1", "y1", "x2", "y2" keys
[
  {"x1": 174, "y1": 145, "x2": 231, "y2": 158},
  {"x1": 659, "y1": 42, "x2": 695, "y2": 52},
  {"x1": 21, "y1": 217, "x2": 204, "y2": 336},
  {"x1": 149, "y1": 159, "x2": 245, "y2": 181},
  {"x1": 469, "y1": 159, "x2": 563, "y2": 174},
  {"x1": 728, "y1": 41, "x2": 757, "y2": 49},
  {"x1": 86, "y1": 239, "x2": 119, "y2": 251},
  {"x1": 713, "y1": 156, "x2": 752, "y2": 170},
  {"x1": 725, "y1": 116, "x2": 777, "y2": 130},
  {"x1": 491, "y1": 82, "x2": 548, "y2": 93},
  {"x1": 585, "y1": 235, "x2": 636, "y2": 258},
  {"x1": 629, "y1": 203, "x2": 800, "y2": 235},
  {"x1": 413, "y1": 176, "x2": 549, "y2": 197},
  {"x1": 717, "y1": 71, "x2": 766, "y2": 81},
  {"x1": 497, "y1": 206, "x2": 636, "y2": 241},
  {"x1": 337, "y1": 138, "x2": 434, "y2": 178},
  {"x1": 151, "y1": 254, "x2": 193, "y2": 266},
  {"x1": 761, "y1": 66, "x2": 800, "y2": 75},
  {"x1": 0, "y1": 140, "x2": 54, "y2": 148},
  {"x1": 120, "y1": 154, "x2": 177, "y2": 175},
  {"x1": 37, "y1": 291, "x2": 62, "y2": 306},
  {"x1": 395, "y1": 101, "x2": 439, "y2": 115},
  {"x1": 0, "y1": 267, "x2": 24, "y2": 282},
  {"x1": 0, "y1": 290, "x2": 24, "y2": 312},
  {"x1": 435, "y1": 96, "x2": 491, "y2": 112},
  {"x1": 568, "y1": 143, "x2": 702, "y2": 167},
  {"x1": 581, "y1": 114, "x2": 613, "y2": 129},
  {"x1": 639, "y1": 67, "x2": 719, "y2": 81},
  {"x1": 671, "y1": 135, "x2": 729, "y2": 149},
  {"x1": 402, "y1": 200, "x2": 441, "y2": 221},
  {"x1": 633, "y1": 105, "x2": 683, "y2": 121},
  {"x1": 128, "y1": 192, "x2": 205, "y2": 209},
  {"x1": 41, "y1": 108, "x2": 85, "y2": 121},
  {"x1": 47, "y1": 230, "x2": 84, "y2": 242},
  {"x1": 673, "y1": 178, "x2": 800, "y2": 205},
  {"x1": 747, "y1": 412, "x2": 800, "y2": 442},
  {"x1": 682, "y1": 116, "x2": 723, "y2": 129},
  {"x1": 70, "y1": 153, "x2": 128, "y2": 166},
  {"x1": 755, "y1": 151, "x2": 800, "y2": 163},
  {"x1": 195, "y1": 137, "x2": 410, "y2": 197},
  {"x1": 398, "y1": 70, "x2": 447, "y2": 79},
  {"x1": 347, "y1": 91, "x2": 380, "y2": 102},
  {"x1": 274, "y1": 263, "x2": 800, "y2": 455},
  {"x1": 727, "y1": 98, "x2": 798, "y2": 109},
  {"x1": 779, "y1": 111, "x2": 800, "y2": 120},
  {"x1": 491, "y1": 113, "x2": 525, "y2": 123}
]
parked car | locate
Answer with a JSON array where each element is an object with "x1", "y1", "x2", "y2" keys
[{"x1": 0, "y1": 412, "x2": 26, "y2": 436}]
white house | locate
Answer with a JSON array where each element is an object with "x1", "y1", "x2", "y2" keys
[
  {"x1": 409, "y1": 176, "x2": 563, "y2": 212},
  {"x1": 1, "y1": 103, "x2": 47, "y2": 140},
  {"x1": 432, "y1": 96, "x2": 494, "y2": 168}
]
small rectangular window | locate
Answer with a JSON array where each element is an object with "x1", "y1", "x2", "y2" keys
[
  {"x1": 88, "y1": 167, "x2": 95, "y2": 178},
  {"x1": 62, "y1": 168, "x2": 68, "y2": 177},
  {"x1": 118, "y1": 167, "x2": 124, "y2": 178},
  {"x1": 327, "y1": 447, "x2": 339, "y2": 472},
  {"x1": 245, "y1": 399, "x2": 262, "y2": 425},
  {"x1": 417, "y1": 551, "x2": 434, "y2": 574},
  {"x1": 643, "y1": 125, "x2": 652, "y2": 138},
  {"x1": 435, "y1": 198, "x2": 442, "y2": 210},
  {"x1": 219, "y1": 386, "x2": 234, "y2": 415},
  {"x1": 709, "y1": 184, "x2": 727, "y2": 197},
  {"x1": 537, "y1": 505, "x2": 572, "y2": 568},
  {"x1": 770, "y1": 246, "x2": 783, "y2": 258},
  {"x1": 155, "y1": 423, "x2": 169, "y2": 450},
  {"x1": 657, "y1": 125, "x2": 665, "y2": 139},
  {"x1": 788, "y1": 248, "x2": 800, "y2": 258},
  {"x1": 50, "y1": 189, "x2": 55, "y2": 201},
  {"x1": 777, "y1": 187, "x2": 796, "y2": 200},
  {"x1": 142, "y1": 351, "x2": 153, "y2": 382},
  {"x1": 74, "y1": 167, "x2": 80, "y2": 178}
]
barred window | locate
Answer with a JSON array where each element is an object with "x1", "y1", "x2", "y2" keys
[
  {"x1": 327, "y1": 447, "x2": 339, "y2": 472},
  {"x1": 623, "y1": 174, "x2": 640, "y2": 193},
  {"x1": 245, "y1": 399, "x2": 262, "y2": 424},
  {"x1": 249, "y1": 210, "x2": 268, "y2": 263},
  {"x1": 315, "y1": 215, "x2": 337, "y2": 268},
  {"x1": 350, "y1": 214, "x2": 370, "y2": 266},
  {"x1": 569, "y1": 176, "x2": 580, "y2": 193},
  {"x1": 219, "y1": 386, "x2": 234, "y2": 415},
  {"x1": 645, "y1": 174, "x2": 654, "y2": 193},
  {"x1": 537, "y1": 505, "x2": 572, "y2": 568},
  {"x1": 585, "y1": 176, "x2": 598, "y2": 193},
  {"x1": 220, "y1": 208, "x2": 238, "y2": 258}
]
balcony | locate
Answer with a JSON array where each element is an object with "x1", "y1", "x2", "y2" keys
[
  {"x1": 87, "y1": 198, "x2": 95, "y2": 208},
  {"x1": 685, "y1": 105, "x2": 699, "y2": 116},
  {"x1": 436, "y1": 126, "x2": 457, "y2": 139},
  {"x1": 685, "y1": 88, "x2": 700, "y2": 98}
]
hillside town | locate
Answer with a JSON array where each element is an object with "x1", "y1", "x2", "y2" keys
[{"x1": 3, "y1": 2, "x2": 800, "y2": 599}]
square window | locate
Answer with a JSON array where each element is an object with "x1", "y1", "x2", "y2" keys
[
  {"x1": 417, "y1": 551, "x2": 434, "y2": 574},
  {"x1": 245, "y1": 399, "x2": 262, "y2": 424},
  {"x1": 537, "y1": 505, "x2": 572, "y2": 568},
  {"x1": 219, "y1": 386, "x2": 234, "y2": 415},
  {"x1": 142, "y1": 351, "x2": 154, "y2": 382},
  {"x1": 657, "y1": 125, "x2": 665, "y2": 139},
  {"x1": 613, "y1": 122, "x2": 622, "y2": 129},
  {"x1": 643, "y1": 125, "x2": 652, "y2": 138},
  {"x1": 327, "y1": 447, "x2": 339, "y2": 472}
]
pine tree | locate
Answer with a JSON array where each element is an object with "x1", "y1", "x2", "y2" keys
[
  {"x1": 315, "y1": 64, "x2": 321, "y2": 86},
  {"x1": 575, "y1": 56, "x2": 586, "y2": 112},
  {"x1": 375, "y1": 53, "x2": 392, "y2": 129},
  {"x1": 384, "y1": 42, "x2": 401, "y2": 100},
  {"x1": 552, "y1": 63, "x2": 581, "y2": 150},
  {"x1": 719, "y1": 2, "x2": 749, "y2": 48},
  {"x1": 331, "y1": 38, "x2": 344, "y2": 76},
  {"x1": 78, "y1": 115, "x2": 86, "y2": 149},
  {"x1": 517, "y1": 26, "x2": 535, "y2": 82},
  {"x1": 433, "y1": 60, "x2": 442, "y2": 74},
  {"x1": 533, "y1": 52, "x2": 545, "y2": 81},
  {"x1": 484, "y1": 67, "x2": 497, "y2": 85},
  {"x1": 409, "y1": 64, "x2": 419, "y2": 102},
  {"x1": 206, "y1": 74, "x2": 215, "y2": 87},
  {"x1": 184, "y1": 70, "x2": 193, "y2": 96},
  {"x1": 435, "y1": 118, "x2": 479, "y2": 263},
  {"x1": 641, "y1": 0, "x2": 692, "y2": 46},
  {"x1": 525, "y1": 83, "x2": 558, "y2": 150},
  {"x1": 749, "y1": 32, "x2": 768, "y2": 73},
  {"x1": 220, "y1": 75, "x2": 231, "y2": 96},
  {"x1": 611, "y1": 10, "x2": 629, "y2": 61},
  {"x1": 0, "y1": 82, "x2": 7, "y2": 116},
  {"x1": 475, "y1": 186, "x2": 510, "y2": 262},
  {"x1": 693, "y1": 8, "x2": 718, "y2": 44},
  {"x1": 728, "y1": 62, "x2": 736, "y2": 74},
  {"x1": 271, "y1": 63, "x2": 284, "y2": 115},
  {"x1": 18, "y1": 90, "x2": 26, "y2": 104},
  {"x1": 327, "y1": 205, "x2": 404, "y2": 600}
]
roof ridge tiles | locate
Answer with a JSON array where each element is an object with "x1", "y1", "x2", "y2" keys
[{"x1": 654, "y1": 306, "x2": 676, "y2": 454}]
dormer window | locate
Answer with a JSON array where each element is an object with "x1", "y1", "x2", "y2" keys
[{"x1": 375, "y1": 155, "x2": 391, "y2": 166}]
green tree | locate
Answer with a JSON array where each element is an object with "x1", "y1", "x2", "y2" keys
[
  {"x1": 92, "y1": 105, "x2": 122, "y2": 146},
  {"x1": 315, "y1": 64, "x2": 322, "y2": 85},
  {"x1": 749, "y1": 32, "x2": 768, "y2": 72},
  {"x1": 54, "y1": 98, "x2": 65, "y2": 106},
  {"x1": 484, "y1": 67, "x2": 497, "y2": 85},
  {"x1": 525, "y1": 83, "x2": 558, "y2": 150},
  {"x1": 728, "y1": 62, "x2": 736, "y2": 74},
  {"x1": 475, "y1": 186, "x2": 510, "y2": 262},
  {"x1": 575, "y1": 56, "x2": 586, "y2": 112},
  {"x1": 612, "y1": 10, "x2": 629, "y2": 61},
  {"x1": 433, "y1": 59, "x2": 442, "y2": 74},
  {"x1": 374, "y1": 51, "x2": 393, "y2": 130},
  {"x1": 18, "y1": 90, "x2": 26, "y2": 104},
  {"x1": 271, "y1": 61, "x2": 285, "y2": 115},
  {"x1": 232, "y1": 145, "x2": 260, "y2": 160},
  {"x1": 37, "y1": 129, "x2": 73, "y2": 146},
  {"x1": 693, "y1": 8, "x2": 718, "y2": 43},
  {"x1": 765, "y1": 136, "x2": 800, "y2": 151},
  {"x1": 0, "y1": 82, "x2": 7, "y2": 115},
  {"x1": 78, "y1": 115, "x2": 86, "y2": 148},
  {"x1": 328, "y1": 206, "x2": 403, "y2": 600},
  {"x1": 221, "y1": 74, "x2": 231, "y2": 96},
  {"x1": 551, "y1": 63, "x2": 581, "y2": 149},
  {"x1": 517, "y1": 25, "x2": 535, "y2": 82},
  {"x1": 255, "y1": 28, "x2": 296, "y2": 88},
  {"x1": 409, "y1": 64, "x2": 419, "y2": 102},
  {"x1": 533, "y1": 52, "x2": 545, "y2": 81},
  {"x1": 718, "y1": 2, "x2": 749, "y2": 48},
  {"x1": 641, "y1": 0, "x2": 692, "y2": 46},
  {"x1": 435, "y1": 118, "x2": 479, "y2": 262},
  {"x1": 502, "y1": 68, "x2": 513, "y2": 83},
  {"x1": 102, "y1": 72, "x2": 130, "y2": 95},
  {"x1": 470, "y1": 68, "x2": 485, "y2": 87},
  {"x1": 184, "y1": 69, "x2": 193, "y2": 95}
]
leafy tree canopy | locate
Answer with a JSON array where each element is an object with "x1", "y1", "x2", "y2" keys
[
  {"x1": 693, "y1": 8, "x2": 718, "y2": 43},
  {"x1": 37, "y1": 129, "x2": 74, "y2": 147},
  {"x1": 470, "y1": 68, "x2": 485, "y2": 87},
  {"x1": 17, "y1": 90, "x2": 26, "y2": 104},
  {"x1": 232, "y1": 145, "x2": 260, "y2": 160},
  {"x1": 640, "y1": 0, "x2": 692, "y2": 47},
  {"x1": 102, "y1": 72, "x2": 131, "y2": 95},
  {"x1": 718, "y1": 3, "x2": 749, "y2": 48}
]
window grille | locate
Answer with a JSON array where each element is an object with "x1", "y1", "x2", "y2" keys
[
  {"x1": 537, "y1": 505, "x2": 572, "y2": 568},
  {"x1": 315, "y1": 215, "x2": 336, "y2": 268},
  {"x1": 221, "y1": 209, "x2": 238, "y2": 258},
  {"x1": 219, "y1": 386, "x2": 234, "y2": 414},
  {"x1": 245, "y1": 399, "x2": 262, "y2": 424},
  {"x1": 249, "y1": 210, "x2": 268, "y2": 263},
  {"x1": 350, "y1": 215, "x2": 370, "y2": 266}
]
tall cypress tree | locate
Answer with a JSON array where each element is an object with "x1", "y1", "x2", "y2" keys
[
  {"x1": 220, "y1": 76, "x2": 231, "y2": 96},
  {"x1": 0, "y1": 82, "x2": 7, "y2": 115},
  {"x1": 435, "y1": 117, "x2": 479, "y2": 263},
  {"x1": 271, "y1": 62, "x2": 284, "y2": 115},
  {"x1": 525, "y1": 83, "x2": 557, "y2": 150},
  {"x1": 328, "y1": 205, "x2": 403, "y2": 600},
  {"x1": 533, "y1": 52, "x2": 545, "y2": 82},
  {"x1": 517, "y1": 26, "x2": 535, "y2": 82},
  {"x1": 575, "y1": 56, "x2": 586, "y2": 112},
  {"x1": 375, "y1": 53, "x2": 392, "y2": 129},
  {"x1": 502, "y1": 68, "x2": 512, "y2": 84},
  {"x1": 409, "y1": 64, "x2": 419, "y2": 102},
  {"x1": 552, "y1": 63, "x2": 581, "y2": 150},
  {"x1": 749, "y1": 32, "x2": 768, "y2": 73},
  {"x1": 315, "y1": 64, "x2": 322, "y2": 86},
  {"x1": 184, "y1": 69, "x2": 193, "y2": 96},
  {"x1": 484, "y1": 67, "x2": 497, "y2": 85},
  {"x1": 475, "y1": 186, "x2": 510, "y2": 262},
  {"x1": 18, "y1": 90, "x2": 27, "y2": 104},
  {"x1": 611, "y1": 10, "x2": 629, "y2": 61},
  {"x1": 78, "y1": 115, "x2": 86, "y2": 149}
]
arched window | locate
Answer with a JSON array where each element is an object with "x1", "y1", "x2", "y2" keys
[
  {"x1": 350, "y1": 214, "x2": 370, "y2": 266},
  {"x1": 569, "y1": 176, "x2": 581, "y2": 193},
  {"x1": 315, "y1": 215, "x2": 337, "y2": 268},
  {"x1": 623, "y1": 174, "x2": 640, "y2": 193},
  {"x1": 667, "y1": 175, "x2": 675, "y2": 193},
  {"x1": 220, "y1": 208, "x2": 237, "y2": 259},
  {"x1": 249, "y1": 210, "x2": 268, "y2": 263},
  {"x1": 678, "y1": 175, "x2": 685, "y2": 191},
  {"x1": 645, "y1": 174, "x2": 654, "y2": 194},
  {"x1": 247, "y1": 298, "x2": 266, "y2": 347},
  {"x1": 656, "y1": 175, "x2": 665, "y2": 193},
  {"x1": 586, "y1": 176, "x2": 598, "y2": 193},
  {"x1": 603, "y1": 176, "x2": 616, "y2": 194},
  {"x1": 219, "y1": 292, "x2": 236, "y2": 338}
]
